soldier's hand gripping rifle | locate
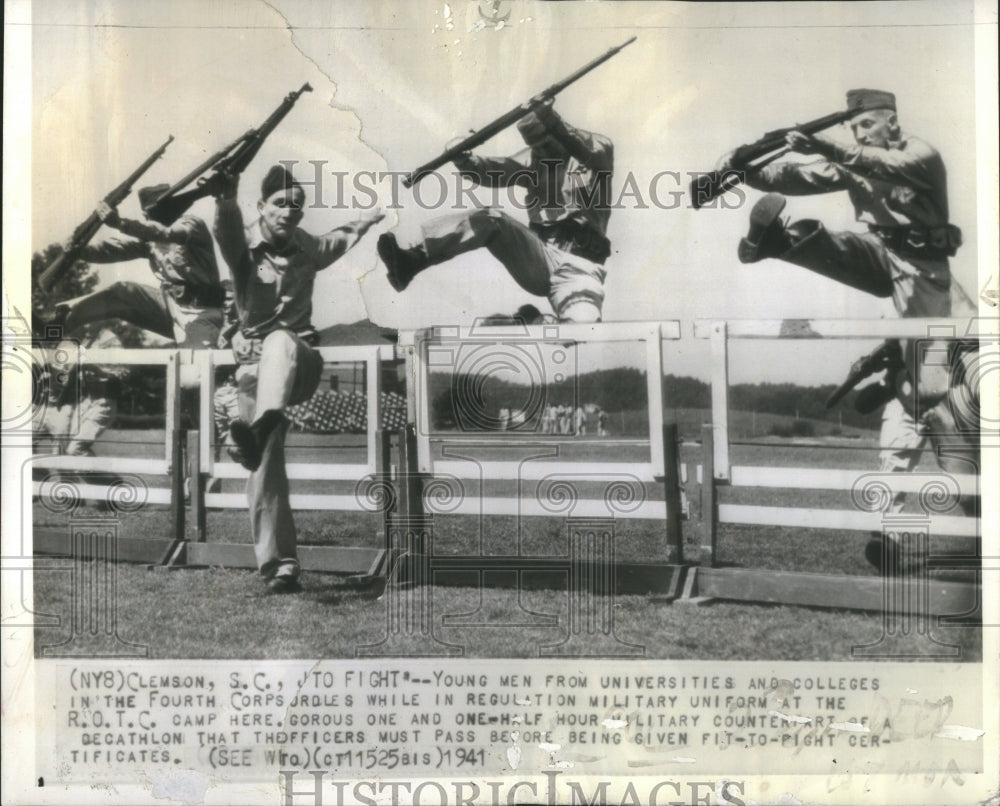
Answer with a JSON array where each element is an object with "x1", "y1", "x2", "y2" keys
[
  {"x1": 403, "y1": 37, "x2": 636, "y2": 188},
  {"x1": 690, "y1": 108, "x2": 854, "y2": 209},
  {"x1": 38, "y1": 135, "x2": 174, "y2": 293},
  {"x1": 825, "y1": 339, "x2": 904, "y2": 413},
  {"x1": 144, "y1": 83, "x2": 312, "y2": 225}
]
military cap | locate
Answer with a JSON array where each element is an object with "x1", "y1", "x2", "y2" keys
[
  {"x1": 138, "y1": 183, "x2": 170, "y2": 211},
  {"x1": 261, "y1": 164, "x2": 303, "y2": 200},
  {"x1": 846, "y1": 89, "x2": 896, "y2": 113}
]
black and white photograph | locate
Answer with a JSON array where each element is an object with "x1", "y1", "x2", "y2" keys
[{"x1": 2, "y1": 1, "x2": 997, "y2": 804}]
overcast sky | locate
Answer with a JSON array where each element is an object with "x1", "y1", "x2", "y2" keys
[{"x1": 19, "y1": 0, "x2": 995, "y2": 383}]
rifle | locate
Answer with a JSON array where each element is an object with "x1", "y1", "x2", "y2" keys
[
  {"x1": 690, "y1": 108, "x2": 854, "y2": 209},
  {"x1": 403, "y1": 37, "x2": 636, "y2": 188},
  {"x1": 825, "y1": 339, "x2": 903, "y2": 410},
  {"x1": 145, "y1": 83, "x2": 313, "y2": 225},
  {"x1": 38, "y1": 135, "x2": 174, "y2": 293}
]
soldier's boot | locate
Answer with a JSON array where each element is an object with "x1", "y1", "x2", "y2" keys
[
  {"x1": 378, "y1": 233, "x2": 429, "y2": 292},
  {"x1": 228, "y1": 409, "x2": 285, "y2": 472},
  {"x1": 738, "y1": 193, "x2": 791, "y2": 263}
]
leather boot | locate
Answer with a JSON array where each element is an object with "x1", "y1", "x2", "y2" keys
[
  {"x1": 378, "y1": 233, "x2": 429, "y2": 292},
  {"x1": 738, "y1": 193, "x2": 791, "y2": 263},
  {"x1": 228, "y1": 409, "x2": 285, "y2": 472}
]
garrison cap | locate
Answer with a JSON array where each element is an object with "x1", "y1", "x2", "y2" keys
[
  {"x1": 138, "y1": 183, "x2": 170, "y2": 211},
  {"x1": 261, "y1": 164, "x2": 303, "y2": 200},
  {"x1": 846, "y1": 89, "x2": 896, "y2": 114}
]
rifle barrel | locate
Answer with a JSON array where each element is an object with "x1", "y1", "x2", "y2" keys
[
  {"x1": 39, "y1": 135, "x2": 173, "y2": 292},
  {"x1": 403, "y1": 37, "x2": 636, "y2": 188},
  {"x1": 145, "y1": 84, "x2": 312, "y2": 225}
]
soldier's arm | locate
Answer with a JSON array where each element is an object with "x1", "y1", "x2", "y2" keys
[
  {"x1": 212, "y1": 197, "x2": 251, "y2": 279},
  {"x1": 313, "y1": 208, "x2": 387, "y2": 270},
  {"x1": 78, "y1": 234, "x2": 151, "y2": 264},
  {"x1": 807, "y1": 133, "x2": 939, "y2": 189},
  {"x1": 454, "y1": 152, "x2": 533, "y2": 189},
  {"x1": 536, "y1": 106, "x2": 613, "y2": 172},
  {"x1": 113, "y1": 214, "x2": 205, "y2": 246},
  {"x1": 745, "y1": 159, "x2": 848, "y2": 195}
]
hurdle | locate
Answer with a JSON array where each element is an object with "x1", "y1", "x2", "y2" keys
[
  {"x1": 32, "y1": 348, "x2": 184, "y2": 562},
  {"x1": 686, "y1": 318, "x2": 989, "y2": 615},
  {"x1": 31, "y1": 344, "x2": 395, "y2": 579},
  {"x1": 354, "y1": 321, "x2": 691, "y2": 656},
  {"x1": 165, "y1": 343, "x2": 397, "y2": 575}
]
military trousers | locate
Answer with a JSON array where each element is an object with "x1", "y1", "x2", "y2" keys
[
  {"x1": 235, "y1": 329, "x2": 323, "y2": 580},
  {"x1": 417, "y1": 208, "x2": 607, "y2": 322},
  {"x1": 63, "y1": 281, "x2": 223, "y2": 348},
  {"x1": 780, "y1": 221, "x2": 952, "y2": 318}
]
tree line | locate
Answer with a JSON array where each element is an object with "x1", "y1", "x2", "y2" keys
[{"x1": 430, "y1": 368, "x2": 883, "y2": 432}]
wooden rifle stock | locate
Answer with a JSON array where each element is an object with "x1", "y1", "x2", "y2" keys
[
  {"x1": 403, "y1": 37, "x2": 636, "y2": 188},
  {"x1": 690, "y1": 108, "x2": 853, "y2": 209},
  {"x1": 39, "y1": 134, "x2": 174, "y2": 293},
  {"x1": 145, "y1": 83, "x2": 313, "y2": 225}
]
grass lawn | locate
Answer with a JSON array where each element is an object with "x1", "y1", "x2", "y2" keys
[
  {"x1": 32, "y1": 561, "x2": 982, "y2": 661},
  {"x1": 31, "y1": 427, "x2": 983, "y2": 661}
]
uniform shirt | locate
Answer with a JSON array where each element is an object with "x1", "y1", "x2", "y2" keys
[
  {"x1": 747, "y1": 132, "x2": 949, "y2": 229},
  {"x1": 213, "y1": 199, "x2": 367, "y2": 339},
  {"x1": 81, "y1": 215, "x2": 223, "y2": 304},
  {"x1": 458, "y1": 111, "x2": 614, "y2": 236}
]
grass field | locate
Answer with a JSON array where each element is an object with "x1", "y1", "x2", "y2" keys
[{"x1": 30, "y1": 422, "x2": 983, "y2": 661}]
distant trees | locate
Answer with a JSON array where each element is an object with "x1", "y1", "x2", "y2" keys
[{"x1": 429, "y1": 368, "x2": 883, "y2": 432}]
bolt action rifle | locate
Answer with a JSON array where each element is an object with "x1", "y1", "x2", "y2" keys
[
  {"x1": 403, "y1": 37, "x2": 636, "y2": 188},
  {"x1": 144, "y1": 83, "x2": 313, "y2": 225},
  {"x1": 690, "y1": 108, "x2": 854, "y2": 209},
  {"x1": 825, "y1": 339, "x2": 903, "y2": 412},
  {"x1": 38, "y1": 135, "x2": 174, "y2": 293}
]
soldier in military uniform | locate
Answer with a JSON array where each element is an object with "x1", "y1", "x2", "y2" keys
[
  {"x1": 720, "y1": 88, "x2": 972, "y2": 568},
  {"x1": 213, "y1": 165, "x2": 383, "y2": 593},
  {"x1": 55, "y1": 185, "x2": 226, "y2": 349},
  {"x1": 377, "y1": 101, "x2": 613, "y2": 323},
  {"x1": 40, "y1": 186, "x2": 227, "y2": 469}
]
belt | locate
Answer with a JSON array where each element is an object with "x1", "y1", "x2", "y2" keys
[
  {"x1": 869, "y1": 224, "x2": 962, "y2": 259},
  {"x1": 530, "y1": 220, "x2": 611, "y2": 264}
]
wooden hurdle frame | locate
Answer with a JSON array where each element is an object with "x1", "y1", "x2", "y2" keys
[
  {"x1": 32, "y1": 348, "x2": 183, "y2": 562},
  {"x1": 379, "y1": 322, "x2": 688, "y2": 592},
  {"x1": 31, "y1": 344, "x2": 395, "y2": 578},
  {"x1": 31, "y1": 324, "x2": 690, "y2": 599},
  {"x1": 31, "y1": 318, "x2": 989, "y2": 620},
  {"x1": 686, "y1": 318, "x2": 990, "y2": 615}
]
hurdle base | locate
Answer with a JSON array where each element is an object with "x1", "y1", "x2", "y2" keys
[
  {"x1": 398, "y1": 555, "x2": 689, "y2": 598},
  {"x1": 34, "y1": 528, "x2": 387, "y2": 577},
  {"x1": 34, "y1": 528, "x2": 169, "y2": 565},
  {"x1": 682, "y1": 566, "x2": 980, "y2": 615}
]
